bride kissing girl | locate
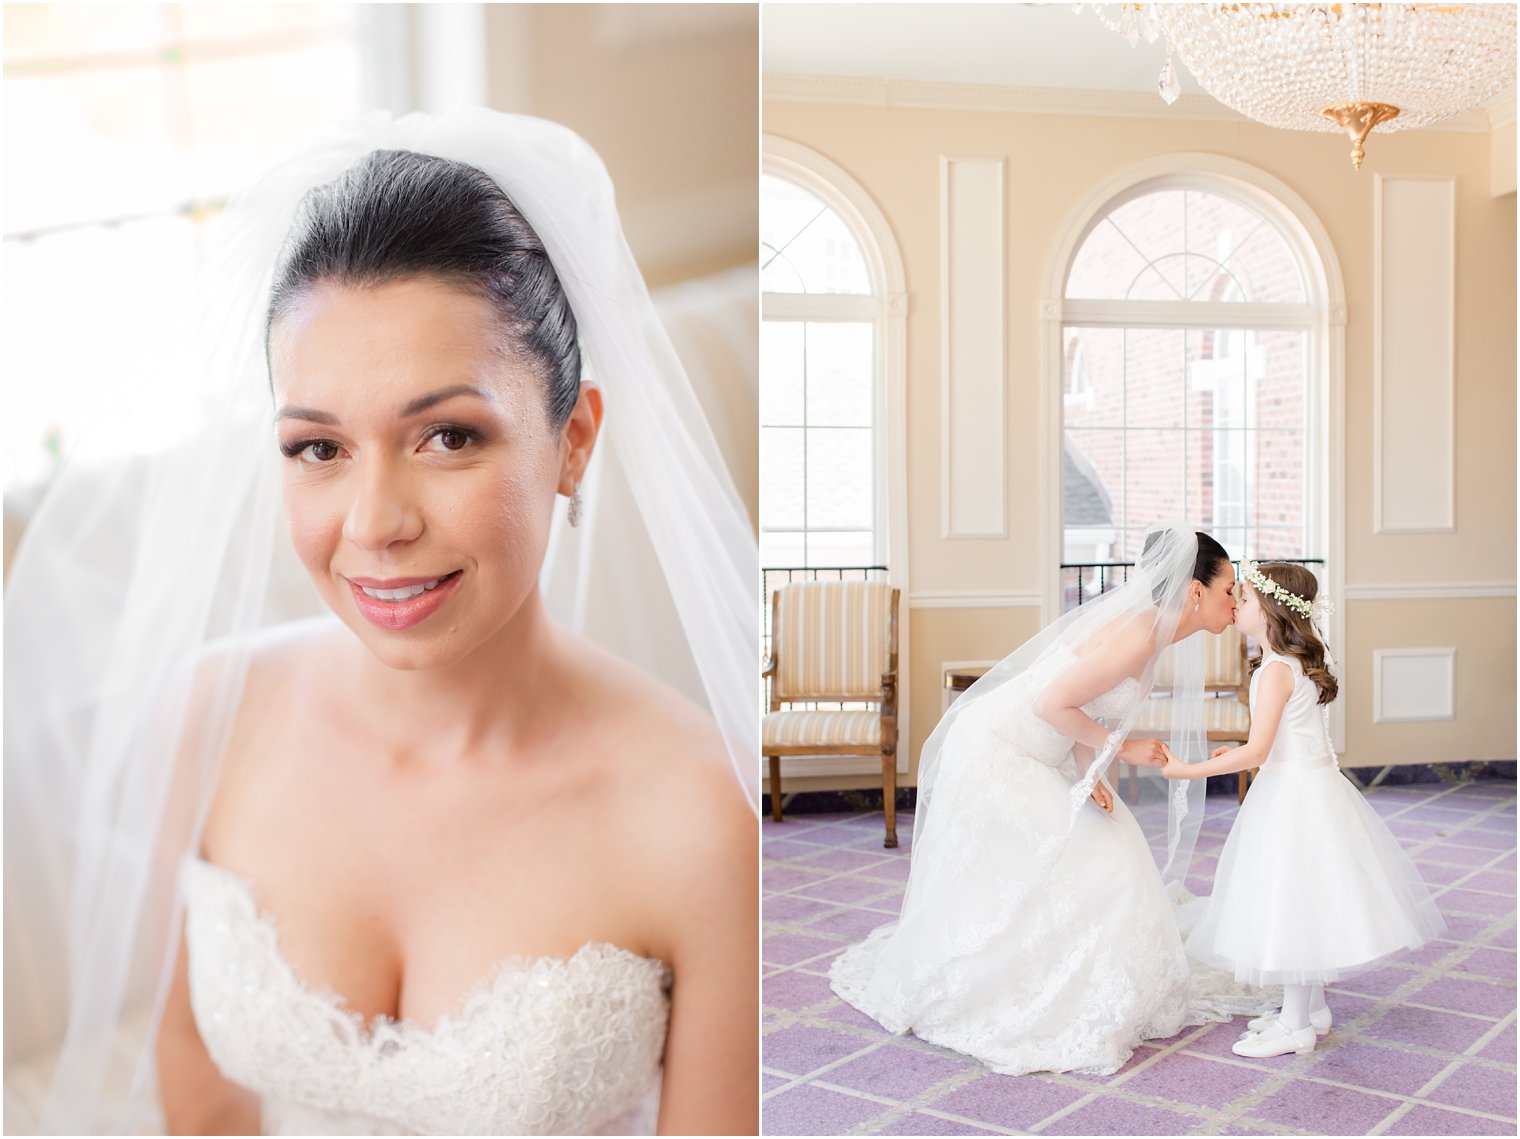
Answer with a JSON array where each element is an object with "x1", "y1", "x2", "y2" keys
[
  {"x1": 831, "y1": 524, "x2": 1271, "y2": 1075},
  {"x1": 5, "y1": 110, "x2": 757, "y2": 1136}
]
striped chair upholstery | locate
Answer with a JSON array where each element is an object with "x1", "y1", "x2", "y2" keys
[
  {"x1": 1152, "y1": 625, "x2": 1247, "y2": 688},
  {"x1": 763, "y1": 581, "x2": 901, "y2": 847},
  {"x1": 763, "y1": 710, "x2": 882, "y2": 749},
  {"x1": 1133, "y1": 695, "x2": 1251, "y2": 736},
  {"x1": 773, "y1": 582, "x2": 895, "y2": 701},
  {"x1": 1142, "y1": 625, "x2": 1257, "y2": 801}
]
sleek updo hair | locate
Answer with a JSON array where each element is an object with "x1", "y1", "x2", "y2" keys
[
  {"x1": 1192, "y1": 531, "x2": 1231, "y2": 587},
  {"x1": 1141, "y1": 529, "x2": 1232, "y2": 605},
  {"x1": 266, "y1": 149, "x2": 581, "y2": 428}
]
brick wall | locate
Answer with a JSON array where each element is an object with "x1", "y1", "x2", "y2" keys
[{"x1": 1063, "y1": 189, "x2": 1309, "y2": 563}]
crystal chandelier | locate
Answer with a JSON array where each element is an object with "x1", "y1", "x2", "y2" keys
[{"x1": 1087, "y1": 4, "x2": 1518, "y2": 170}]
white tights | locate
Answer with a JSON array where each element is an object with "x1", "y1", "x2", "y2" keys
[{"x1": 1280, "y1": 982, "x2": 1327, "y2": 1030}]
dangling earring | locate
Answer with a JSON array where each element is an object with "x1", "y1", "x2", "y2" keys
[
  {"x1": 568, "y1": 482, "x2": 582, "y2": 528},
  {"x1": 1193, "y1": 600, "x2": 1200, "y2": 613}
]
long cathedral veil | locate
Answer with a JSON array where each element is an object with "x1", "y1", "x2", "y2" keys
[{"x1": 4, "y1": 109, "x2": 757, "y2": 1135}]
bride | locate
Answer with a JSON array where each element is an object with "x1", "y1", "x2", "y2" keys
[
  {"x1": 5, "y1": 111, "x2": 757, "y2": 1135},
  {"x1": 830, "y1": 525, "x2": 1269, "y2": 1076}
]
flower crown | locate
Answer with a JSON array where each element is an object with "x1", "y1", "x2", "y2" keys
[{"x1": 1240, "y1": 559, "x2": 1314, "y2": 620}]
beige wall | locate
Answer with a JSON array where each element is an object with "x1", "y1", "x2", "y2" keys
[
  {"x1": 479, "y1": 5, "x2": 760, "y2": 524},
  {"x1": 765, "y1": 84, "x2": 1517, "y2": 789},
  {"x1": 486, "y1": 4, "x2": 758, "y2": 289}
]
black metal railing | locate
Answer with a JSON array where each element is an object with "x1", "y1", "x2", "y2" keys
[{"x1": 1060, "y1": 558, "x2": 1327, "y2": 613}]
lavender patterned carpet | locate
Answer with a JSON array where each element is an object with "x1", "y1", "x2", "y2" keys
[{"x1": 762, "y1": 779, "x2": 1516, "y2": 1136}]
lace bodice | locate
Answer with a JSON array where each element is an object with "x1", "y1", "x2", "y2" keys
[
  {"x1": 1251, "y1": 651, "x2": 1335, "y2": 770},
  {"x1": 962, "y1": 643, "x2": 1141, "y2": 768},
  {"x1": 181, "y1": 858, "x2": 670, "y2": 1135}
]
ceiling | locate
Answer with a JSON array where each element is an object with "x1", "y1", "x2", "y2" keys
[
  {"x1": 762, "y1": 3, "x2": 1209, "y2": 96},
  {"x1": 762, "y1": 1, "x2": 1515, "y2": 121}
]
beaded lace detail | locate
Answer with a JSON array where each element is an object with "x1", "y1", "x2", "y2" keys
[{"x1": 181, "y1": 858, "x2": 670, "y2": 1136}]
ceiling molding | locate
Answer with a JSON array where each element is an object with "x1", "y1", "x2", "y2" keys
[{"x1": 765, "y1": 72, "x2": 1506, "y2": 134}]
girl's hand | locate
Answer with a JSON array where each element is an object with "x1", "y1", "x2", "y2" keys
[
  {"x1": 1161, "y1": 749, "x2": 1194, "y2": 780},
  {"x1": 1211, "y1": 745, "x2": 1235, "y2": 760},
  {"x1": 1089, "y1": 781, "x2": 1114, "y2": 813},
  {"x1": 1117, "y1": 738, "x2": 1168, "y2": 767}
]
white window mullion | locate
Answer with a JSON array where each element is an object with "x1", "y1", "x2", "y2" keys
[
  {"x1": 762, "y1": 293, "x2": 882, "y2": 322},
  {"x1": 1061, "y1": 299, "x2": 1316, "y2": 329}
]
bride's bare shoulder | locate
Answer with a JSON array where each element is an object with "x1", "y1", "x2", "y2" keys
[
  {"x1": 554, "y1": 634, "x2": 754, "y2": 954},
  {"x1": 556, "y1": 632, "x2": 751, "y2": 817}
]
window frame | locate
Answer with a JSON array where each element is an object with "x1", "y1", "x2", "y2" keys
[
  {"x1": 1042, "y1": 154, "x2": 1348, "y2": 751},
  {"x1": 761, "y1": 134, "x2": 911, "y2": 782}
]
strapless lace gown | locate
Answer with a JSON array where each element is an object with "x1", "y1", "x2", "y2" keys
[
  {"x1": 181, "y1": 858, "x2": 670, "y2": 1135},
  {"x1": 830, "y1": 645, "x2": 1267, "y2": 1076}
]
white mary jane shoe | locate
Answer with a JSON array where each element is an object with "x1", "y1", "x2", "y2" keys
[
  {"x1": 1248, "y1": 1005, "x2": 1331, "y2": 1036},
  {"x1": 1232, "y1": 1019, "x2": 1317, "y2": 1058}
]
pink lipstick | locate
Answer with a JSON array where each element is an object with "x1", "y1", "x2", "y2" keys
[{"x1": 346, "y1": 571, "x2": 462, "y2": 631}]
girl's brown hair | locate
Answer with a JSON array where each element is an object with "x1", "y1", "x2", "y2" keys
[{"x1": 1247, "y1": 562, "x2": 1338, "y2": 705}]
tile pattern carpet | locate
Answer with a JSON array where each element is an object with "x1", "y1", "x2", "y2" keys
[{"x1": 762, "y1": 779, "x2": 1516, "y2": 1136}]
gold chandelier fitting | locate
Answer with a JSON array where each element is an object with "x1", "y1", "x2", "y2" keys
[{"x1": 1319, "y1": 102, "x2": 1402, "y2": 170}]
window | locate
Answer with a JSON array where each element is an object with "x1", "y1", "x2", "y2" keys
[
  {"x1": 1061, "y1": 185, "x2": 1319, "y2": 569},
  {"x1": 760, "y1": 174, "x2": 881, "y2": 571},
  {"x1": 3, "y1": 5, "x2": 366, "y2": 488}
]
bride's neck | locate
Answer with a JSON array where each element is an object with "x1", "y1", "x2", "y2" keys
[
  {"x1": 1170, "y1": 610, "x2": 1205, "y2": 643},
  {"x1": 348, "y1": 590, "x2": 564, "y2": 763}
]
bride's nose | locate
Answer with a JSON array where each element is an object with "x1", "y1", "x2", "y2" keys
[{"x1": 343, "y1": 459, "x2": 424, "y2": 550}]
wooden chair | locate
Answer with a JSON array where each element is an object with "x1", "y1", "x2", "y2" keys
[
  {"x1": 1134, "y1": 625, "x2": 1257, "y2": 801},
  {"x1": 761, "y1": 581, "x2": 901, "y2": 847}
]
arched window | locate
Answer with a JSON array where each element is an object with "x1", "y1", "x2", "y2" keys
[
  {"x1": 1058, "y1": 179, "x2": 1324, "y2": 574},
  {"x1": 760, "y1": 174, "x2": 881, "y2": 571},
  {"x1": 760, "y1": 136, "x2": 910, "y2": 775}
]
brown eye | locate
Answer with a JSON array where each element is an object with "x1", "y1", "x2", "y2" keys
[
  {"x1": 423, "y1": 427, "x2": 475, "y2": 453},
  {"x1": 302, "y1": 440, "x2": 340, "y2": 463}
]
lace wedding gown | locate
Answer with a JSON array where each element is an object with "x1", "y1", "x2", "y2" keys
[
  {"x1": 181, "y1": 858, "x2": 670, "y2": 1135},
  {"x1": 830, "y1": 643, "x2": 1266, "y2": 1076}
]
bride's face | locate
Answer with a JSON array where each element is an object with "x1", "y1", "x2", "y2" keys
[
  {"x1": 1193, "y1": 564, "x2": 1239, "y2": 635},
  {"x1": 270, "y1": 276, "x2": 574, "y2": 670}
]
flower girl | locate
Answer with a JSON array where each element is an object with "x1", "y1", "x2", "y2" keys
[{"x1": 1163, "y1": 562, "x2": 1445, "y2": 1058}]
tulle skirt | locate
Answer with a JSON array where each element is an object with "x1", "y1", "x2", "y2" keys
[{"x1": 1187, "y1": 759, "x2": 1446, "y2": 986}]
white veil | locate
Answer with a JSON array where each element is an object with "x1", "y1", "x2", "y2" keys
[
  {"x1": 904, "y1": 523, "x2": 1213, "y2": 943},
  {"x1": 4, "y1": 108, "x2": 758, "y2": 1135}
]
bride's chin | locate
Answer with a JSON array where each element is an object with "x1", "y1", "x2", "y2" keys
[{"x1": 333, "y1": 612, "x2": 475, "y2": 672}]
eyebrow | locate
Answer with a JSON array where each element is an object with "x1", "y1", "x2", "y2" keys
[{"x1": 275, "y1": 384, "x2": 496, "y2": 426}]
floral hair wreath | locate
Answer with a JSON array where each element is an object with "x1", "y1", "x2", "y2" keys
[{"x1": 1239, "y1": 559, "x2": 1335, "y2": 632}]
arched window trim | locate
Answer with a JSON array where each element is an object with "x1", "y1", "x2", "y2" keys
[
  {"x1": 762, "y1": 134, "x2": 912, "y2": 782},
  {"x1": 1040, "y1": 154, "x2": 1348, "y2": 752}
]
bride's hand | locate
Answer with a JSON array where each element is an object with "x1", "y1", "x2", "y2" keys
[
  {"x1": 1089, "y1": 781, "x2": 1114, "y2": 813},
  {"x1": 1117, "y1": 738, "x2": 1168, "y2": 767}
]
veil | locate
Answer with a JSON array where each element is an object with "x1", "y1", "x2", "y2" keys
[
  {"x1": 3, "y1": 109, "x2": 758, "y2": 1134},
  {"x1": 906, "y1": 523, "x2": 1212, "y2": 932}
]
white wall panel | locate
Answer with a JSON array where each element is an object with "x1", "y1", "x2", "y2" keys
[
  {"x1": 1373, "y1": 647, "x2": 1457, "y2": 723},
  {"x1": 1374, "y1": 176, "x2": 1455, "y2": 533},
  {"x1": 941, "y1": 156, "x2": 1006, "y2": 537}
]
